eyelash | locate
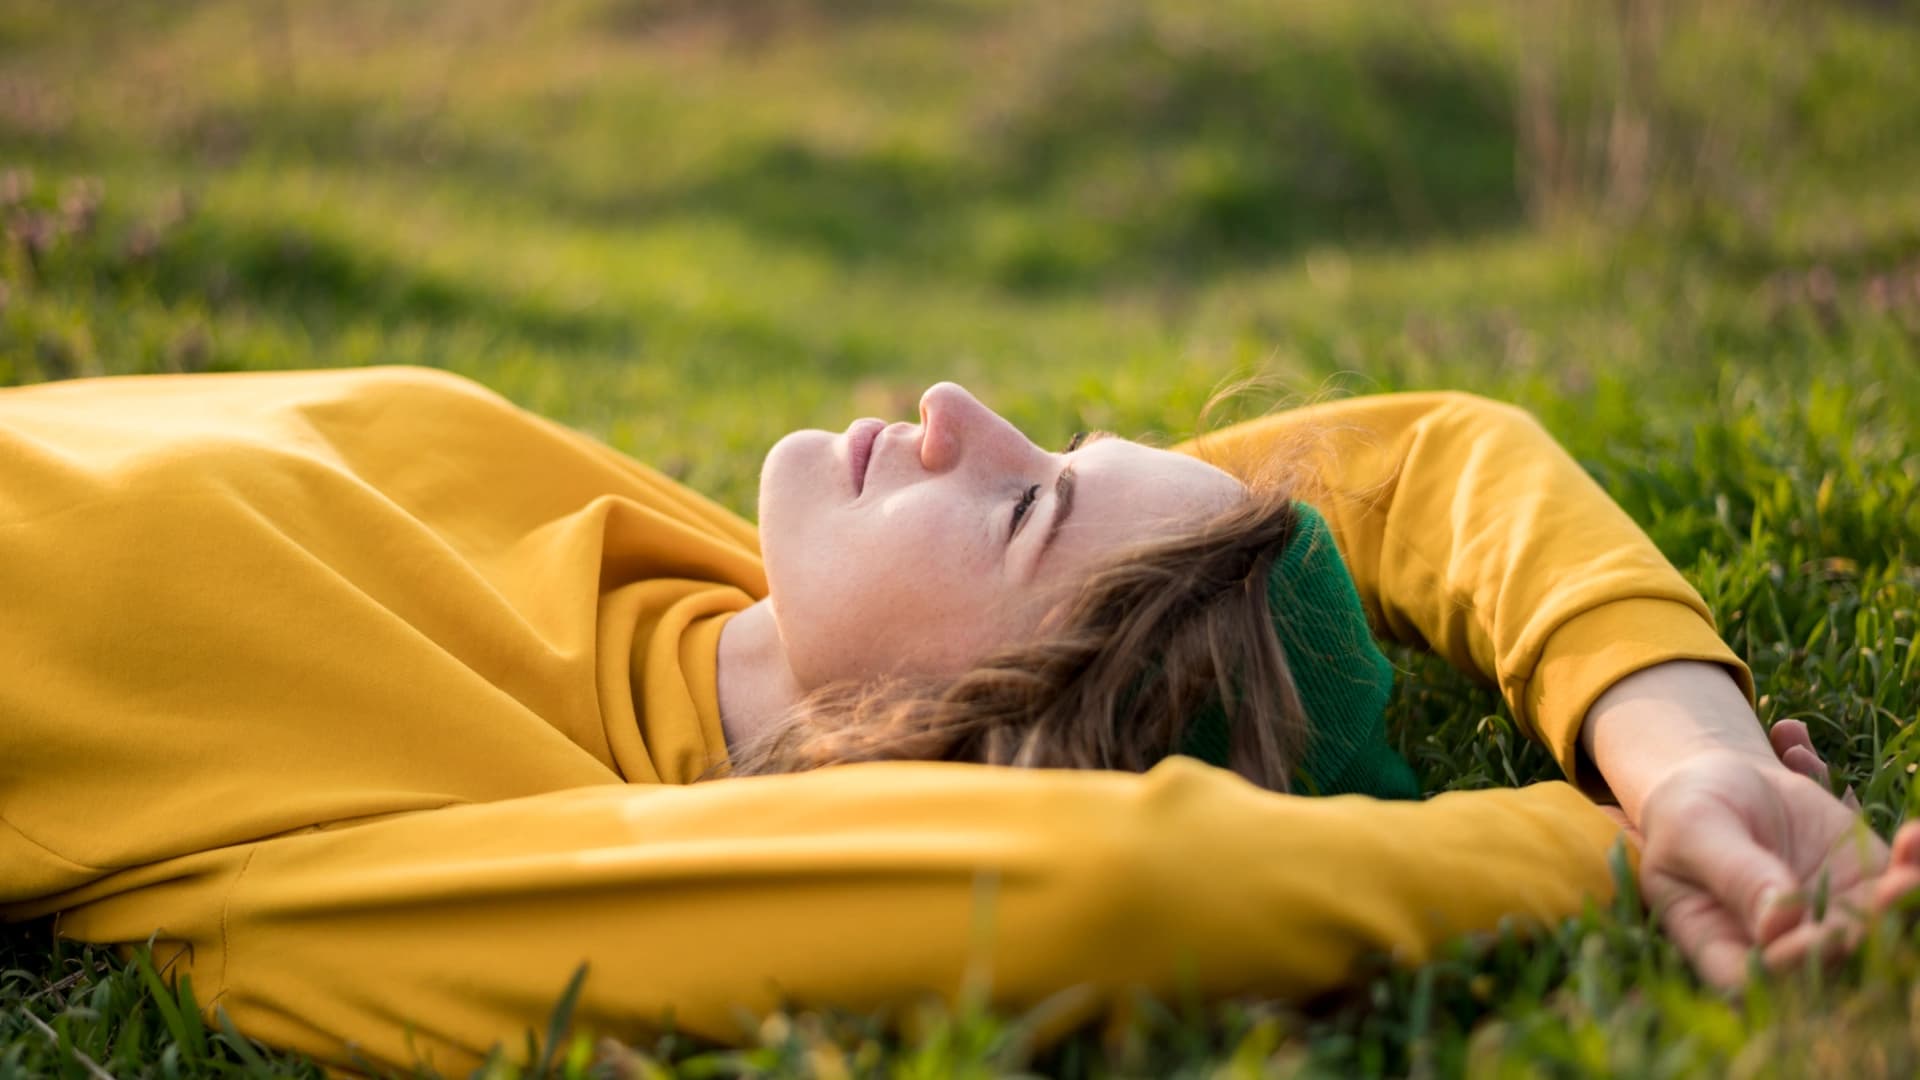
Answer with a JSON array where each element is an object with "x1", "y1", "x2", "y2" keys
[
  {"x1": 1009, "y1": 432, "x2": 1087, "y2": 539},
  {"x1": 1010, "y1": 483, "x2": 1042, "y2": 537}
]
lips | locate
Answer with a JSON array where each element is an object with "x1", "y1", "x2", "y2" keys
[{"x1": 846, "y1": 418, "x2": 886, "y2": 495}]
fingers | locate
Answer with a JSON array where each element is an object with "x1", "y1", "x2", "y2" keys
[
  {"x1": 1871, "y1": 862, "x2": 1920, "y2": 915},
  {"x1": 1895, "y1": 820, "x2": 1920, "y2": 867},
  {"x1": 1780, "y1": 744, "x2": 1830, "y2": 788},
  {"x1": 1756, "y1": 822, "x2": 1920, "y2": 984},
  {"x1": 1769, "y1": 718, "x2": 1815, "y2": 761},
  {"x1": 1655, "y1": 889, "x2": 1757, "y2": 989},
  {"x1": 1769, "y1": 719, "x2": 1859, "y2": 810},
  {"x1": 1872, "y1": 821, "x2": 1920, "y2": 914},
  {"x1": 1759, "y1": 911, "x2": 1860, "y2": 976},
  {"x1": 1760, "y1": 823, "x2": 1920, "y2": 975}
]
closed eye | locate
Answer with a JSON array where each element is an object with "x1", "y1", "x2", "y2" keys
[
  {"x1": 1009, "y1": 483, "x2": 1041, "y2": 538},
  {"x1": 1009, "y1": 429, "x2": 1114, "y2": 545}
]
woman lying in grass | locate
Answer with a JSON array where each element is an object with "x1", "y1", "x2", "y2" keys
[{"x1": 0, "y1": 366, "x2": 1913, "y2": 1075}]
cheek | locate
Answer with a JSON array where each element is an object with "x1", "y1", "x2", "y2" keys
[
  {"x1": 769, "y1": 493, "x2": 1001, "y2": 687},
  {"x1": 832, "y1": 498, "x2": 1013, "y2": 677},
  {"x1": 774, "y1": 571, "x2": 917, "y2": 690}
]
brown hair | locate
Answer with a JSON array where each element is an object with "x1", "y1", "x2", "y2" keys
[{"x1": 723, "y1": 477, "x2": 1318, "y2": 792}]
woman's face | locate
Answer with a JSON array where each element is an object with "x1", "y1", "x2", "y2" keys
[{"x1": 758, "y1": 382, "x2": 1246, "y2": 688}]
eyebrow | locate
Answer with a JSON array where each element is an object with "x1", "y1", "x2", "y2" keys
[{"x1": 1034, "y1": 430, "x2": 1115, "y2": 571}]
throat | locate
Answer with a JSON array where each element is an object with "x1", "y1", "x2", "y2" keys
[{"x1": 715, "y1": 600, "x2": 803, "y2": 758}]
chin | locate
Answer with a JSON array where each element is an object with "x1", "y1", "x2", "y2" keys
[
  {"x1": 758, "y1": 429, "x2": 831, "y2": 515},
  {"x1": 756, "y1": 428, "x2": 836, "y2": 594}
]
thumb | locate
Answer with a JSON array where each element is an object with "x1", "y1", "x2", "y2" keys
[{"x1": 1650, "y1": 796, "x2": 1804, "y2": 944}]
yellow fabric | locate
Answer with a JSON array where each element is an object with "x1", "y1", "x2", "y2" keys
[
  {"x1": 1184, "y1": 391, "x2": 1756, "y2": 786},
  {"x1": 0, "y1": 366, "x2": 763, "y2": 907},
  {"x1": 0, "y1": 369, "x2": 1745, "y2": 1074}
]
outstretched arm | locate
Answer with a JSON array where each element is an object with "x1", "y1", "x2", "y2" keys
[
  {"x1": 1183, "y1": 392, "x2": 1918, "y2": 983},
  {"x1": 52, "y1": 760, "x2": 1621, "y2": 1075},
  {"x1": 1182, "y1": 390, "x2": 1753, "y2": 782}
]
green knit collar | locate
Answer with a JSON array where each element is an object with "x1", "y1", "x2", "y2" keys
[{"x1": 1174, "y1": 503, "x2": 1419, "y2": 799}]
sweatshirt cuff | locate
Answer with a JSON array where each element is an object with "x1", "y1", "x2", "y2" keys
[{"x1": 1521, "y1": 598, "x2": 1756, "y2": 788}]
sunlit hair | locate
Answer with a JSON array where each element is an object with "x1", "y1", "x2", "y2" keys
[{"x1": 722, "y1": 381, "x2": 1351, "y2": 793}]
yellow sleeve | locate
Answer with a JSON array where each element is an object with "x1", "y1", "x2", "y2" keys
[
  {"x1": 52, "y1": 759, "x2": 1622, "y2": 1076},
  {"x1": 1182, "y1": 392, "x2": 1756, "y2": 780}
]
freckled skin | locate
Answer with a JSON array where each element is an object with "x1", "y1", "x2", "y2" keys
[{"x1": 757, "y1": 381, "x2": 1246, "y2": 690}]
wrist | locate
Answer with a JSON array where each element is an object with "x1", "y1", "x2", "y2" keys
[{"x1": 1580, "y1": 659, "x2": 1773, "y2": 822}]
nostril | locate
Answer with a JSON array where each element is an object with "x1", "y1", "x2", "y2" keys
[
  {"x1": 917, "y1": 387, "x2": 950, "y2": 470},
  {"x1": 918, "y1": 421, "x2": 941, "y2": 471}
]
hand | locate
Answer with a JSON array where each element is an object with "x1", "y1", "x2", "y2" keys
[{"x1": 1633, "y1": 719, "x2": 1920, "y2": 986}]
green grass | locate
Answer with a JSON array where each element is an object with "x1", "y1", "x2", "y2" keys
[{"x1": 3, "y1": 0, "x2": 1918, "y2": 1075}]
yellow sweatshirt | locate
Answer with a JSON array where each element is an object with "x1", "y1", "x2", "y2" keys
[{"x1": 0, "y1": 367, "x2": 1751, "y2": 1075}]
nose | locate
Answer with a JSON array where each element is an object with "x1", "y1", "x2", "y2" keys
[{"x1": 916, "y1": 381, "x2": 1025, "y2": 473}]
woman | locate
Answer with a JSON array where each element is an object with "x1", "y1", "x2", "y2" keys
[{"x1": 0, "y1": 366, "x2": 1912, "y2": 1075}]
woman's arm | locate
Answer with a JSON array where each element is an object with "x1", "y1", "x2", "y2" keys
[
  {"x1": 1185, "y1": 392, "x2": 1916, "y2": 981},
  {"x1": 46, "y1": 761, "x2": 1623, "y2": 1075},
  {"x1": 1183, "y1": 390, "x2": 1754, "y2": 783}
]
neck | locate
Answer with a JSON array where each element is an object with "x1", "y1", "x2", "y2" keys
[{"x1": 716, "y1": 599, "x2": 804, "y2": 756}]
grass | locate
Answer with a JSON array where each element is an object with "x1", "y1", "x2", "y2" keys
[{"x1": 2, "y1": 0, "x2": 1918, "y2": 1074}]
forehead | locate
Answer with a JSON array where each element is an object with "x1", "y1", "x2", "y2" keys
[{"x1": 1050, "y1": 438, "x2": 1246, "y2": 572}]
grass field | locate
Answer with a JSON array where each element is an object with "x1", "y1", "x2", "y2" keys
[{"x1": 3, "y1": 0, "x2": 1919, "y2": 1075}]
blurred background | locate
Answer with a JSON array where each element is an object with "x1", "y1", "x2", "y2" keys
[{"x1": 1, "y1": 0, "x2": 1916, "y2": 513}]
